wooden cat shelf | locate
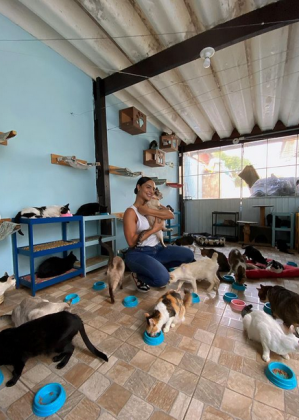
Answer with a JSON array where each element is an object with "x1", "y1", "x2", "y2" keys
[
  {"x1": 51, "y1": 154, "x2": 101, "y2": 170},
  {"x1": 0, "y1": 131, "x2": 17, "y2": 146},
  {"x1": 109, "y1": 166, "x2": 143, "y2": 177}
]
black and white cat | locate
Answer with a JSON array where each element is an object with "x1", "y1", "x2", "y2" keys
[
  {"x1": 36, "y1": 252, "x2": 78, "y2": 278},
  {"x1": 266, "y1": 260, "x2": 284, "y2": 273},
  {"x1": 75, "y1": 203, "x2": 108, "y2": 216},
  {"x1": 14, "y1": 204, "x2": 70, "y2": 235}
]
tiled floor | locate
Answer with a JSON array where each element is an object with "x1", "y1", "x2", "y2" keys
[{"x1": 1, "y1": 243, "x2": 299, "y2": 420}]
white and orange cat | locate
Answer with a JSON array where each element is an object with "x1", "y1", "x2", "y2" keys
[{"x1": 145, "y1": 289, "x2": 191, "y2": 336}]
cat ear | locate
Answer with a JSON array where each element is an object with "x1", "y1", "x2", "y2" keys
[{"x1": 4, "y1": 272, "x2": 8, "y2": 276}]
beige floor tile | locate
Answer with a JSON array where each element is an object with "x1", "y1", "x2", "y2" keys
[
  {"x1": 169, "y1": 392, "x2": 191, "y2": 420},
  {"x1": 197, "y1": 342, "x2": 211, "y2": 359},
  {"x1": 285, "y1": 392, "x2": 299, "y2": 417},
  {"x1": 179, "y1": 353, "x2": 205, "y2": 376},
  {"x1": 218, "y1": 350, "x2": 243, "y2": 372},
  {"x1": 6, "y1": 392, "x2": 33, "y2": 420},
  {"x1": 254, "y1": 380, "x2": 284, "y2": 411},
  {"x1": 202, "y1": 360, "x2": 230, "y2": 386},
  {"x1": 147, "y1": 382, "x2": 179, "y2": 412},
  {"x1": 150, "y1": 412, "x2": 176, "y2": 420},
  {"x1": 100, "y1": 322, "x2": 120, "y2": 335},
  {"x1": 21, "y1": 364, "x2": 52, "y2": 388},
  {"x1": 163, "y1": 331, "x2": 183, "y2": 347},
  {"x1": 160, "y1": 346, "x2": 185, "y2": 365},
  {"x1": 125, "y1": 370, "x2": 156, "y2": 399},
  {"x1": 78, "y1": 371, "x2": 110, "y2": 401},
  {"x1": 252, "y1": 400, "x2": 284, "y2": 420},
  {"x1": 97, "y1": 383, "x2": 131, "y2": 416},
  {"x1": 97, "y1": 355, "x2": 118, "y2": 375},
  {"x1": 201, "y1": 405, "x2": 234, "y2": 420},
  {"x1": 148, "y1": 359, "x2": 176, "y2": 383},
  {"x1": 234, "y1": 340, "x2": 257, "y2": 360},
  {"x1": 113, "y1": 342, "x2": 139, "y2": 362},
  {"x1": 65, "y1": 397, "x2": 101, "y2": 420},
  {"x1": 221, "y1": 388, "x2": 252, "y2": 420},
  {"x1": 168, "y1": 368, "x2": 199, "y2": 396},
  {"x1": 178, "y1": 336, "x2": 200, "y2": 354},
  {"x1": 118, "y1": 395, "x2": 154, "y2": 420},
  {"x1": 0, "y1": 381, "x2": 28, "y2": 409},
  {"x1": 176, "y1": 324, "x2": 197, "y2": 338},
  {"x1": 130, "y1": 350, "x2": 156, "y2": 371},
  {"x1": 99, "y1": 413, "x2": 117, "y2": 420},
  {"x1": 207, "y1": 346, "x2": 221, "y2": 363},
  {"x1": 184, "y1": 398, "x2": 204, "y2": 420},
  {"x1": 193, "y1": 328, "x2": 215, "y2": 345},
  {"x1": 212, "y1": 335, "x2": 235, "y2": 352},
  {"x1": 227, "y1": 370, "x2": 255, "y2": 398},
  {"x1": 242, "y1": 358, "x2": 268, "y2": 382},
  {"x1": 63, "y1": 363, "x2": 94, "y2": 388},
  {"x1": 193, "y1": 377, "x2": 224, "y2": 408},
  {"x1": 106, "y1": 360, "x2": 135, "y2": 385}
]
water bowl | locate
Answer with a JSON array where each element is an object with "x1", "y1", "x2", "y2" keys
[
  {"x1": 223, "y1": 275, "x2": 234, "y2": 283},
  {"x1": 143, "y1": 330, "x2": 164, "y2": 346},
  {"x1": 232, "y1": 282, "x2": 247, "y2": 291},
  {"x1": 123, "y1": 296, "x2": 139, "y2": 308},
  {"x1": 223, "y1": 292, "x2": 238, "y2": 303},
  {"x1": 263, "y1": 302, "x2": 272, "y2": 315},
  {"x1": 265, "y1": 362, "x2": 297, "y2": 390},
  {"x1": 93, "y1": 281, "x2": 107, "y2": 291},
  {"x1": 287, "y1": 261, "x2": 298, "y2": 267},
  {"x1": 63, "y1": 293, "x2": 80, "y2": 305},
  {"x1": 230, "y1": 299, "x2": 246, "y2": 312},
  {"x1": 192, "y1": 293, "x2": 200, "y2": 304},
  {"x1": 0, "y1": 369, "x2": 3, "y2": 386},
  {"x1": 32, "y1": 383, "x2": 66, "y2": 417}
]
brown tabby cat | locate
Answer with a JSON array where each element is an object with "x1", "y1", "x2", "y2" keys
[
  {"x1": 257, "y1": 284, "x2": 299, "y2": 331},
  {"x1": 200, "y1": 248, "x2": 230, "y2": 281}
]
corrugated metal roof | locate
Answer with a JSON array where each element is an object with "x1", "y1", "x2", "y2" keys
[{"x1": 2, "y1": 0, "x2": 298, "y2": 144}]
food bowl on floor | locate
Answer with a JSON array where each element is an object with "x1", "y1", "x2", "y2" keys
[
  {"x1": 122, "y1": 296, "x2": 139, "y2": 308},
  {"x1": 63, "y1": 293, "x2": 80, "y2": 305},
  {"x1": 263, "y1": 302, "x2": 272, "y2": 315},
  {"x1": 33, "y1": 383, "x2": 66, "y2": 417},
  {"x1": 287, "y1": 261, "x2": 297, "y2": 267},
  {"x1": 192, "y1": 293, "x2": 200, "y2": 303},
  {"x1": 143, "y1": 330, "x2": 164, "y2": 346},
  {"x1": 223, "y1": 292, "x2": 238, "y2": 303},
  {"x1": 265, "y1": 362, "x2": 297, "y2": 390},
  {"x1": 223, "y1": 275, "x2": 234, "y2": 283},
  {"x1": 232, "y1": 282, "x2": 247, "y2": 291},
  {"x1": 230, "y1": 299, "x2": 246, "y2": 312},
  {"x1": 93, "y1": 281, "x2": 107, "y2": 291},
  {"x1": 0, "y1": 369, "x2": 3, "y2": 386}
]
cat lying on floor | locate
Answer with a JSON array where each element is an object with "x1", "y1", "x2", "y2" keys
[
  {"x1": 0, "y1": 296, "x2": 70, "y2": 327},
  {"x1": 0, "y1": 311, "x2": 108, "y2": 387}
]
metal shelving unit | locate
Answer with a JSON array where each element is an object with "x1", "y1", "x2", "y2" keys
[{"x1": 164, "y1": 211, "x2": 181, "y2": 243}]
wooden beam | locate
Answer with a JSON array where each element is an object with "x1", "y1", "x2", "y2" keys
[{"x1": 102, "y1": 0, "x2": 298, "y2": 96}]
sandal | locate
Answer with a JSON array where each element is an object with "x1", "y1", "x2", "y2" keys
[{"x1": 131, "y1": 273, "x2": 150, "y2": 292}]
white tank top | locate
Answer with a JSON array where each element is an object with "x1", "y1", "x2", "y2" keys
[{"x1": 130, "y1": 205, "x2": 159, "y2": 247}]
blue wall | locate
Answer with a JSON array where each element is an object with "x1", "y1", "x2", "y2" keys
[{"x1": 0, "y1": 14, "x2": 179, "y2": 274}]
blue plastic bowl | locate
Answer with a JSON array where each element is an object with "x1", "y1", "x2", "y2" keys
[
  {"x1": 223, "y1": 292, "x2": 238, "y2": 303},
  {"x1": 192, "y1": 293, "x2": 200, "y2": 303},
  {"x1": 223, "y1": 275, "x2": 234, "y2": 283},
  {"x1": 265, "y1": 362, "x2": 297, "y2": 390},
  {"x1": 232, "y1": 282, "x2": 247, "y2": 291},
  {"x1": 168, "y1": 267, "x2": 176, "y2": 272},
  {"x1": 33, "y1": 383, "x2": 66, "y2": 417},
  {"x1": 0, "y1": 369, "x2": 3, "y2": 386},
  {"x1": 143, "y1": 330, "x2": 164, "y2": 346},
  {"x1": 263, "y1": 302, "x2": 272, "y2": 315},
  {"x1": 123, "y1": 296, "x2": 139, "y2": 308},
  {"x1": 287, "y1": 261, "x2": 297, "y2": 267},
  {"x1": 93, "y1": 281, "x2": 107, "y2": 291},
  {"x1": 63, "y1": 293, "x2": 80, "y2": 305}
]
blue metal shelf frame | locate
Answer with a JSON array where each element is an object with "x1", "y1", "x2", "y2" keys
[
  {"x1": 12, "y1": 216, "x2": 84, "y2": 296},
  {"x1": 164, "y1": 211, "x2": 181, "y2": 243}
]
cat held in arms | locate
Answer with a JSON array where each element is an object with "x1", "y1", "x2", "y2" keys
[
  {"x1": 99, "y1": 237, "x2": 125, "y2": 304},
  {"x1": 0, "y1": 311, "x2": 108, "y2": 387}
]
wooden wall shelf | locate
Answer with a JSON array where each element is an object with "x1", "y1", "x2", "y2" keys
[
  {"x1": 0, "y1": 130, "x2": 17, "y2": 146},
  {"x1": 143, "y1": 149, "x2": 165, "y2": 167},
  {"x1": 119, "y1": 107, "x2": 147, "y2": 135},
  {"x1": 166, "y1": 183, "x2": 183, "y2": 188},
  {"x1": 51, "y1": 154, "x2": 101, "y2": 170},
  {"x1": 151, "y1": 177, "x2": 167, "y2": 185},
  {"x1": 160, "y1": 134, "x2": 179, "y2": 152},
  {"x1": 109, "y1": 166, "x2": 143, "y2": 177}
]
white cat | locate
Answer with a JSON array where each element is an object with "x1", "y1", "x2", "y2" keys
[
  {"x1": 169, "y1": 253, "x2": 220, "y2": 294},
  {"x1": 242, "y1": 305, "x2": 299, "y2": 362},
  {"x1": 0, "y1": 273, "x2": 16, "y2": 304}
]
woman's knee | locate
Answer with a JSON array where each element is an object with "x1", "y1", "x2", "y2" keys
[{"x1": 178, "y1": 247, "x2": 194, "y2": 263}]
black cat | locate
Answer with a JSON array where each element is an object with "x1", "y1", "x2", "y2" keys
[
  {"x1": 149, "y1": 140, "x2": 158, "y2": 149},
  {"x1": 175, "y1": 234, "x2": 195, "y2": 246},
  {"x1": 0, "y1": 311, "x2": 108, "y2": 386},
  {"x1": 36, "y1": 252, "x2": 78, "y2": 278},
  {"x1": 242, "y1": 245, "x2": 267, "y2": 265},
  {"x1": 276, "y1": 239, "x2": 294, "y2": 254},
  {"x1": 75, "y1": 203, "x2": 108, "y2": 216}
]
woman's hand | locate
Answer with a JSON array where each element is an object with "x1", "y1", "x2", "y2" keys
[{"x1": 152, "y1": 218, "x2": 165, "y2": 233}]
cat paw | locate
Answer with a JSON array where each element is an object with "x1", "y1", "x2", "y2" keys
[
  {"x1": 170, "y1": 323, "x2": 176, "y2": 328},
  {"x1": 282, "y1": 354, "x2": 290, "y2": 360},
  {"x1": 262, "y1": 355, "x2": 270, "y2": 362},
  {"x1": 163, "y1": 327, "x2": 170, "y2": 333}
]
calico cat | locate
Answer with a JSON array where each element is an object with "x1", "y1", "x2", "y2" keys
[
  {"x1": 75, "y1": 203, "x2": 108, "y2": 216},
  {"x1": 257, "y1": 284, "x2": 299, "y2": 330},
  {"x1": 0, "y1": 311, "x2": 108, "y2": 387},
  {"x1": 242, "y1": 304, "x2": 299, "y2": 362},
  {"x1": 0, "y1": 297, "x2": 71, "y2": 327},
  {"x1": 99, "y1": 237, "x2": 125, "y2": 304},
  {"x1": 145, "y1": 289, "x2": 191, "y2": 336},
  {"x1": 137, "y1": 188, "x2": 172, "y2": 247},
  {"x1": 15, "y1": 204, "x2": 70, "y2": 235},
  {"x1": 169, "y1": 253, "x2": 220, "y2": 294},
  {"x1": 200, "y1": 248, "x2": 230, "y2": 281},
  {"x1": 36, "y1": 252, "x2": 78, "y2": 278},
  {"x1": 266, "y1": 260, "x2": 284, "y2": 274},
  {"x1": 242, "y1": 245, "x2": 267, "y2": 265},
  {"x1": 228, "y1": 249, "x2": 247, "y2": 284},
  {"x1": 276, "y1": 239, "x2": 294, "y2": 254}
]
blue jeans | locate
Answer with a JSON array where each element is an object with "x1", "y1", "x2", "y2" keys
[{"x1": 125, "y1": 244, "x2": 194, "y2": 287}]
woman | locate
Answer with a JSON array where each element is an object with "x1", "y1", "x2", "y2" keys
[{"x1": 123, "y1": 177, "x2": 194, "y2": 292}]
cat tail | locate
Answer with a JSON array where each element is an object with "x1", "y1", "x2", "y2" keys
[
  {"x1": 99, "y1": 236, "x2": 114, "y2": 268},
  {"x1": 241, "y1": 304, "x2": 253, "y2": 318},
  {"x1": 14, "y1": 212, "x2": 24, "y2": 235},
  {"x1": 79, "y1": 321, "x2": 109, "y2": 362},
  {"x1": 183, "y1": 289, "x2": 192, "y2": 309}
]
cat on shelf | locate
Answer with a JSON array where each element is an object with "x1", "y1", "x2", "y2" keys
[
  {"x1": 74, "y1": 203, "x2": 108, "y2": 216},
  {"x1": 36, "y1": 252, "x2": 78, "y2": 279},
  {"x1": 14, "y1": 204, "x2": 70, "y2": 235}
]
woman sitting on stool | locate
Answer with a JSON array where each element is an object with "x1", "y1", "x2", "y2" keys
[{"x1": 123, "y1": 177, "x2": 194, "y2": 292}]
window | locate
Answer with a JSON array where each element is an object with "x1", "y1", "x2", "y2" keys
[{"x1": 183, "y1": 135, "x2": 298, "y2": 199}]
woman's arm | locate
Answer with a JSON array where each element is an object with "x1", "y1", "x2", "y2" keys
[
  {"x1": 137, "y1": 205, "x2": 174, "y2": 220},
  {"x1": 123, "y1": 208, "x2": 165, "y2": 247}
]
